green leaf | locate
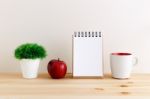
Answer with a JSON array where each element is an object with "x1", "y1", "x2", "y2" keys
[{"x1": 15, "y1": 43, "x2": 47, "y2": 59}]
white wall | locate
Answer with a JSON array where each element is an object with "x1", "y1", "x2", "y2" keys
[{"x1": 0, "y1": 0, "x2": 150, "y2": 73}]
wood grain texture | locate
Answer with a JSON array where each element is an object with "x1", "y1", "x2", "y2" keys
[{"x1": 0, "y1": 73, "x2": 149, "y2": 99}]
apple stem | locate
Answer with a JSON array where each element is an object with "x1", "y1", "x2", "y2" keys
[{"x1": 58, "y1": 58, "x2": 60, "y2": 61}]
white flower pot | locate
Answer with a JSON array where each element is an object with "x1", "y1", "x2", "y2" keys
[{"x1": 20, "y1": 59, "x2": 40, "y2": 79}]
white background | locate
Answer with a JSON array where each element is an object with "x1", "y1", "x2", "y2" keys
[{"x1": 0, "y1": 0, "x2": 150, "y2": 73}]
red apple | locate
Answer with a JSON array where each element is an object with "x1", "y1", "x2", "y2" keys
[{"x1": 47, "y1": 58, "x2": 67, "y2": 79}]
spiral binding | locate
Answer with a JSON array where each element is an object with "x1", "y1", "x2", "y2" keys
[{"x1": 74, "y1": 31, "x2": 101, "y2": 37}]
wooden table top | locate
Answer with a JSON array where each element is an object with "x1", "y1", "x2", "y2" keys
[{"x1": 0, "y1": 73, "x2": 149, "y2": 98}]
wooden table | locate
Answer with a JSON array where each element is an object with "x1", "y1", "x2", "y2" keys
[{"x1": 0, "y1": 73, "x2": 149, "y2": 99}]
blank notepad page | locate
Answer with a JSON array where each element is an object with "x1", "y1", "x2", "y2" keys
[{"x1": 73, "y1": 32, "x2": 103, "y2": 77}]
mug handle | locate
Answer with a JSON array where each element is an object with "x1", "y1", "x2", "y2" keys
[{"x1": 133, "y1": 57, "x2": 138, "y2": 66}]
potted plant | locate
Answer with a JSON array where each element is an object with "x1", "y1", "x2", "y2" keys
[{"x1": 15, "y1": 43, "x2": 47, "y2": 79}]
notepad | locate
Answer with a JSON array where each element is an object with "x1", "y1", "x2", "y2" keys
[{"x1": 73, "y1": 31, "x2": 103, "y2": 78}]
